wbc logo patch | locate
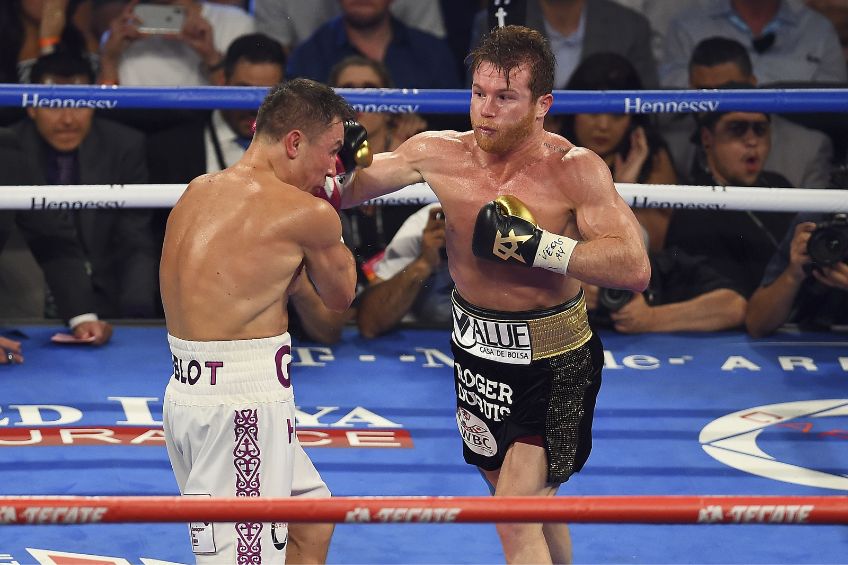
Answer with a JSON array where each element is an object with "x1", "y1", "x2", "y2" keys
[{"x1": 456, "y1": 407, "x2": 497, "y2": 457}]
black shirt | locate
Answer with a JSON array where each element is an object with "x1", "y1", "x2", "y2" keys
[
  {"x1": 664, "y1": 168, "x2": 794, "y2": 297},
  {"x1": 590, "y1": 246, "x2": 742, "y2": 328}
]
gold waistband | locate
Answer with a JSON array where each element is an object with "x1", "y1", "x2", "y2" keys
[
  {"x1": 525, "y1": 294, "x2": 593, "y2": 359},
  {"x1": 452, "y1": 292, "x2": 593, "y2": 361}
]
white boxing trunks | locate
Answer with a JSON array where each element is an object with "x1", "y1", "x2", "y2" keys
[{"x1": 164, "y1": 333, "x2": 304, "y2": 564}]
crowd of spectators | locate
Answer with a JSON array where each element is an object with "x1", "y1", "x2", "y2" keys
[{"x1": 1, "y1": 0, "x2": 847, "y2": 364}]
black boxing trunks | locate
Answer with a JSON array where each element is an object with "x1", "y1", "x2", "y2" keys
[{"x1": 451, "y1": 289, "x2": 603, "y2": 484}]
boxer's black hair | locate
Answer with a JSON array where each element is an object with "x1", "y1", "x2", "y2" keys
[
  {"x1": 467, "y1": 25, "x2": 554, "y2": 100},
  {"x1": 255, "y1": 78, "x2": 355, "y2": 141}
]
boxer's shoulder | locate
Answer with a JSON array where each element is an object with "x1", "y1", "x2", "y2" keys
[{"x1": 403, "y1": 129, "x2": 467, "y2": 152}]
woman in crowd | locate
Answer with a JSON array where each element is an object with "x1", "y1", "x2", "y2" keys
[
  {"x1": 561, "y1": 52, "x2": 678, "y2": 250},
  {"x1": 328, "y1": 55, "x2": 426, "y2": 153}
]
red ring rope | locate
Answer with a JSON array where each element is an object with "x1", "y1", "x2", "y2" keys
[{"x1": 0, "y1": 496, "x2": 845, "y2": 525}]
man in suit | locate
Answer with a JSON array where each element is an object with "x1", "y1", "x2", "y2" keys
[
  {"x1": 147, "y1": 33, "x2": 288, "y2": 181},
  {"x1": 148, "y1": 33, "x2": 350, "y2": 346},
  {"x1": 0, "y1": 128, "x2": 112, "y2": 349},
  {"x1": 470, "y1": 0, "x2": 658, "y2": 88},
  {"x1": 12, "y1": 51, "x2": 157, "y2": 320},
  {"x1": 662, "y1": 36, "x2": 834, "y2": 190}
]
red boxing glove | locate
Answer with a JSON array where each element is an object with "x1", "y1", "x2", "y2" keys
[
  {"x1": 319, "y1": 120, "x2": 371, "y2": 211},
  {"x1": 320, "y1": 156, "x2": 347, "y2": 211}
]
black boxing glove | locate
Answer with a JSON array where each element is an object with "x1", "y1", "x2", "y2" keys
[
  {"x1": 339, "y1": 120, "x2": 372, "y2": 172},
  {"x1": 321, "y1": 120, "x2": 372, "y2": 210},
  {"x1": 471, "y1": 195, "x2": 578, "y2": 275}
]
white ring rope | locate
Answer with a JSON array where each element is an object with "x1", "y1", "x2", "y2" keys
[{"x1": 1, "y1": 183, "x2": 846, "y2": 212}]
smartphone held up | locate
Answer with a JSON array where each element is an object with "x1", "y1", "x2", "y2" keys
[{"x1": 133, "y1": 3, "x2": 185, "y2": 35}]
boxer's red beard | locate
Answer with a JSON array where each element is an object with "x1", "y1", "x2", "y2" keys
[{"x1": 473, "y1": 107, "x2": 536, "y2": 155}]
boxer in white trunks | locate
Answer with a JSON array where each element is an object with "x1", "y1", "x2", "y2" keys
[{"x1": 160, "y1": 78, "x2": 369, "y2": 564}]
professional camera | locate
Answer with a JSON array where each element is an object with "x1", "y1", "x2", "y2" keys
[
  {"x1": 597, "y1": 288, "x2": 634, "y2": 313},
  {"x1": 807, "y1": 213, "x2": 848, "y2": 267}
]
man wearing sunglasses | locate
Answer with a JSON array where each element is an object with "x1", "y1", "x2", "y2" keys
[
  {"x1": 664, "y1": 84, "x2": 795, "y2": 300},
  {"x1": 662, "y1": 36, "x2": 834, "y2": 192}
]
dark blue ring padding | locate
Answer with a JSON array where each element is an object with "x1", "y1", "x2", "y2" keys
[{"x1": 1, "y1": 84, "x2": 846, "y2": 113}]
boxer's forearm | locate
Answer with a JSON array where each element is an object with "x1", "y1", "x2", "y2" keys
[
  {"x1": 341, "y1": 150, "x2": 424, "y2": 208},
  {"x1": 565, "y1": 238, "x2": 650, "y2": 292},
  {"x1": 290, "y1": 282, "x2": 348, "y2": 345}
]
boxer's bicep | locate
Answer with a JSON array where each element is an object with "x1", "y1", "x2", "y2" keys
[
  {"x1": 565, "y1": 149, "x2": 638, "y2": 243},
  {"x1": 343, "y1": 135, "x2": 426, "y2": 207},
  {"x1": 558, "y1": 150, "x2": 650, "y2": 291},
  {"x1": 299, "y1": 204, "x2": 357, "y2": 312}
]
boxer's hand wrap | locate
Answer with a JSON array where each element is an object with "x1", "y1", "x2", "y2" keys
[
  {"x1": 321, "y1": 120, "x2": 372, "y2": 211},
  {"x1": 472, "y1": 195, "x2": 578, "y2": 275}
]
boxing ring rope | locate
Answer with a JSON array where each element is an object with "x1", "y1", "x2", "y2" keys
[
  {"x1": 2, "y1": 84, "x2": 845, "y2": 212},
  {"x1": 2, "y1": 84, "x2": 848, "y2": 113},
  {"x1": 1, "y1": 495, "x2": 846, "y2": 525},
  {"x1": 0, "y1": 183, "x2": 846, "y2": 212}
]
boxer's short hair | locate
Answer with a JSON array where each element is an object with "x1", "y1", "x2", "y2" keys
[
  {"x1": 255, "y1": 78, "x2": 355, "y2": 141},
  {"x1": 467, "y1": 25, "x2": 555, "y2": 100}
]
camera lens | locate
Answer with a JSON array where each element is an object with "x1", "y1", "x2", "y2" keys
[
  {"x1": 598, "y1": 288, "x2": 634, "y2": 312},
  {"x1": 807, "y1": 217, "x2": 848, "y2": 267}
]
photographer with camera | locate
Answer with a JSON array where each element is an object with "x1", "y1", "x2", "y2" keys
[
  {"x1": 586, "y1": 233, "x2": 747, "y2": 334},
  {"x1": 746, "y1": 212, "x2": 848, "y2": 337}
]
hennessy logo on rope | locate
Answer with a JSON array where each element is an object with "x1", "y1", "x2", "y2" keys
[{"x1": 493, "y1": 229, "x2": 531, "y2": 262}]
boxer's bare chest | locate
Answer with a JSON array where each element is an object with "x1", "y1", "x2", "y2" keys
[{"x1": 428, "y1": 149, "x2": 573, "y2": 238}]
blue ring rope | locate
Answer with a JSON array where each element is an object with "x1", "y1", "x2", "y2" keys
[{"x1": 1, "y1": 84, "x2": 847, "y2": 113}]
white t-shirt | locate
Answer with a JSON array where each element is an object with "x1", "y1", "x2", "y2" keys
[
  {"x1": 204, "y1": 110, "x2": 247, "y2": 173},
  {"x1": 373, "y1": 204, "x2": 453, "y2": 325}
]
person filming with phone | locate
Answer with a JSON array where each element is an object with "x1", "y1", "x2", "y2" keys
[
  {"x1": 357, "y1": 203, "x2": 452, "y2": 337},
  {"x1": 98, "y1": 0, "x2": 254, "y2": 86}
]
